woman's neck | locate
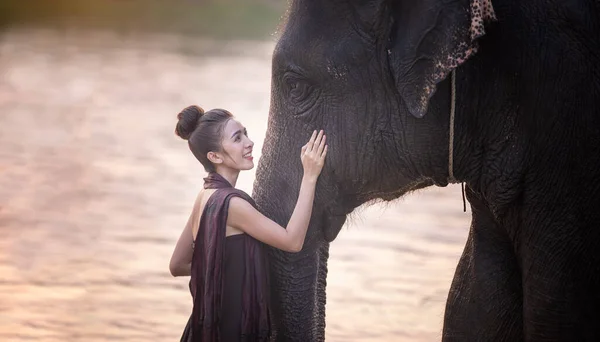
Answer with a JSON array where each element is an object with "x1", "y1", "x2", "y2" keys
[{"x1": 214, "y1": 167, "x2": 240, "y2": 187}]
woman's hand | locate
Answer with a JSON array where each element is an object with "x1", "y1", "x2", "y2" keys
[
  {"x1": 301, "y1": 130, "x2": 327, "y2": 182},
  {"x1": 228, "y1": 129, "x2": 328, "y2": 253}
]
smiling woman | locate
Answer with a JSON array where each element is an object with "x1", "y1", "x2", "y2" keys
[{"x1": 169, "y1": 105, "x2": 328, "y2": 341}]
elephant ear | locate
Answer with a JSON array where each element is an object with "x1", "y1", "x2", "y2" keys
[{"x1": 386, "y1": 0, "x2": 496, "y2": 118}]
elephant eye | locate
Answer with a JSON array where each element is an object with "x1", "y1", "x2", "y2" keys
[
  {"x1": 283, "y1": 72, "x2": 319, "y2": 115},
  {"x1": 284, "y1": 73, "x2": 311, "y2": 102},
  {"x1": 289, "y1": 81, "x2": 310, "y2": 102}
]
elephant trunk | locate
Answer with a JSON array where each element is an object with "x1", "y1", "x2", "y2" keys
[
  {"x1": 267, "y1": 241, "x2": 329, "y2": 341},
  {"x1": 253, "y1": 162, "x2": 330, "y2": 341}
]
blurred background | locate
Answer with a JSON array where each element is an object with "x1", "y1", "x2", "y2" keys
[{"x1": 0, "y1": 1, "x2": 471, "y2": 341}]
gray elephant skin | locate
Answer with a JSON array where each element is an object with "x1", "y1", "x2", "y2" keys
[{"x1": 251, "y1": 0, "x2": 600, "y2": 341}]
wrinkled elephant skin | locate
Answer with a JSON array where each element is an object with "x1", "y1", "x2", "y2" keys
[{"x1": 252, "y1": 0, "x2": 600, "y2": 341}]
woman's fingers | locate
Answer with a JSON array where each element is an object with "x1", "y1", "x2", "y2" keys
[
  {"x1": 307, "y1": 130, "x2": 317, "y2": 151},
  {"x1": 321, "y1": 145, "x2": 328, "y2": 160},
  {"x1": 314, "y1": 130, "x2": 324, "y2": 148},
  {"x1": 309, "y1": 130, "x2": 323, "y2": 154},
  {"x1": 316, "y1": 134, "x2": 326, "y2": 155},
  {"x1": 304, "y1": 130, "x2": 328, "y2": 162}
]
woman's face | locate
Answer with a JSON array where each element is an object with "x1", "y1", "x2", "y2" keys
[{"x1": 217, "y1": 119, "x2": 255, "y2": 171}]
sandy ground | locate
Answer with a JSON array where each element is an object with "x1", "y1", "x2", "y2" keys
[{"x1": 0, "y1": 28, "x2": 471, "y2": 342}]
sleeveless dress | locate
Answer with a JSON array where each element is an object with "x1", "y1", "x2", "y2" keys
[
  {"x1": 180, "y1": 173, "x2": 271, "y2": 342},
  {"x1": 219, "y1": 234, "x2": 245, "y2": 340}
]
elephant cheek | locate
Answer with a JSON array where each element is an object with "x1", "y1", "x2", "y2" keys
[{"x1": 322, "y1": 214, "x2": 347, "y2": 243}]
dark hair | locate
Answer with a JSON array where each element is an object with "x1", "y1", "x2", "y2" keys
[{"x1": 175, "y1": 105, "x2": 233, "y2": 172}]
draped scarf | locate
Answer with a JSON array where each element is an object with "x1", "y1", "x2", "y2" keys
[{"x1": 183, "y1": 172, "x2": 271, "y2": 342}]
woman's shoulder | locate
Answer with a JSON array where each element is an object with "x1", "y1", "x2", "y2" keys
[
  {"x1": 197, "y1": 188, "x2": 254, "y2": 214},
  {"x1": 193, "y1": 188, "x2": 219, "y2": 217},
  {"x1": 195, "y1": 188, "x2": 213, "y2": 207},
  {"x1": 228, "y1": 192, "x2": 257, "y2": 213}
]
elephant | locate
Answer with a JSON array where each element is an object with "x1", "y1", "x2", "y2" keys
[{"x1": 251, "y1": 0, "x2": 600, "y2": 340}]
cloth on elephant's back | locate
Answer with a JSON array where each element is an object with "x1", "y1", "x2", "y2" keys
[{"x1": 186, "y1": 172, "x2": 271, "y2": 341}]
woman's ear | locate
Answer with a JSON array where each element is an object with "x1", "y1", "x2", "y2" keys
[
  {"x1": 207, "y1": 151, "x2": 223, "y2": 165},
  {"x1": 386, "y1": 0, "x2": 496, "y2": 118}
]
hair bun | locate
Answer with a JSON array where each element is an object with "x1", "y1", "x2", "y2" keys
[{"x1": 175, "y1": 105, "x2": 204, "y2": 140}]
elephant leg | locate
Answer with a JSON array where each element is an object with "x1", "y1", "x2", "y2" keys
[
  {"x1": 442, "y1": 188, "x2": 523, "y2": 341},
  {"x1": 521, "y1": 221, "x2": 600, "y2": 341}
]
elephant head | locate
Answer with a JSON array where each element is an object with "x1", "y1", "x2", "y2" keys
[{"x1": 252, "y1": 0, "x2": 495, "y2": 340}]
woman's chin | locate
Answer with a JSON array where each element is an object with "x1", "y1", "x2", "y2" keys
[{"x1": 240, "y1": 161, "x2": 254, "y2": 171}]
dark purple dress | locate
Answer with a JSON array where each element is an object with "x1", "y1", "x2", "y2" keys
[{"x1": 181, "y1": 173, "x2": 271, "y2": 342}]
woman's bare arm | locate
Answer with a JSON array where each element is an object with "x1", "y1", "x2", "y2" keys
[
  {"x1": 169, "y1": 197, "x2": 201, "y2": 277},
  {"x1": 228, "y1": 130, "x2": 327, "y2": 252}
]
